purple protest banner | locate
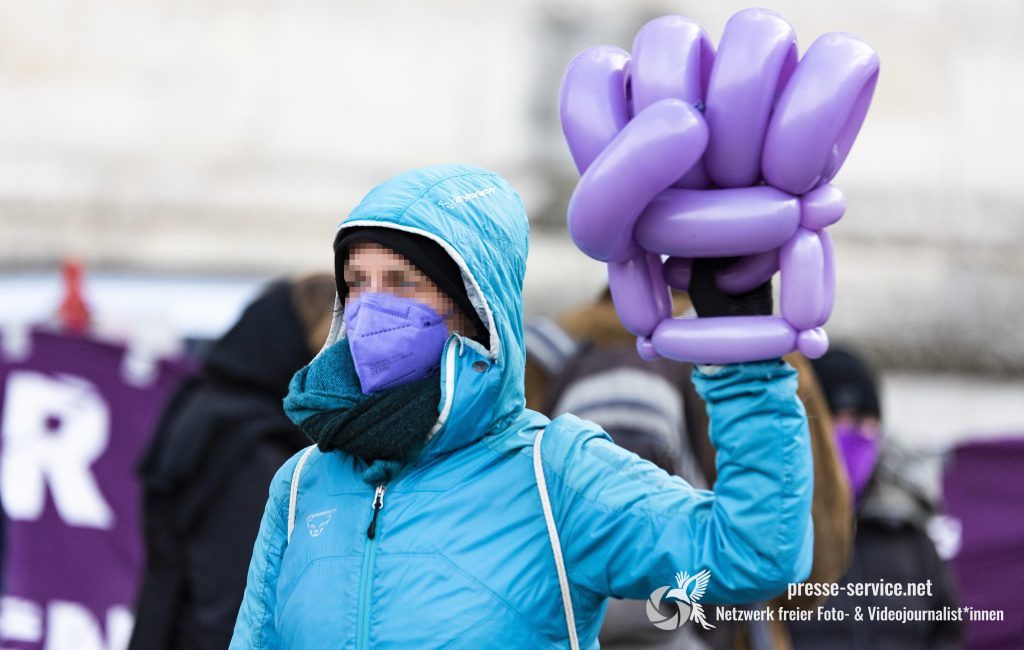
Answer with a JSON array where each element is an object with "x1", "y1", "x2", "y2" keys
[
  {"x1": 943, "y1": 436, "x2": 1024, "y2": 650},
  {"x1": 0, "y1": 330, "x2": 190, "y2": 650}
]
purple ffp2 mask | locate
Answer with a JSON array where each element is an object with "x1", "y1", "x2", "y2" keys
[
  {"x1": 344, "y1": 292, "x2": 451, "y2": 394},
  {"x1": 835, "y1": 422, "x2": 880, "y2": 501}
]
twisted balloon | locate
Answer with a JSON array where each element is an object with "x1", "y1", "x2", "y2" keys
[{"x1": 560, "y1": 8, "x2": 879, "y2": 364}]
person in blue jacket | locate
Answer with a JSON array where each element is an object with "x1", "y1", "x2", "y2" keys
[{"x1": 230, "y1": 164, "x2": 813, "y2": 649}]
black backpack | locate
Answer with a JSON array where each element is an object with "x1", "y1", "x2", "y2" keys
[{"x1": 525, "y1": 317, "x2": 711, "y2": 487}]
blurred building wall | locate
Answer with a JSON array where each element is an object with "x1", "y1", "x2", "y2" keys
[{"x1": 0, "y1": 0, "x2": 1022, "y2": 374}]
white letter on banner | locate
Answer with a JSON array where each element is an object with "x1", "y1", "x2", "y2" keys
[
  {"x1": 0, "y1": 596, "x2": 43, "y2": 643},
  {"x1": 1, "y1": 371, "x2": 114, "y2": 528},
  {"x1": 45, "y1": 601, "x2": 133, "y2": 650}
]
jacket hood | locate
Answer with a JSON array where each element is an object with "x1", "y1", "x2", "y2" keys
[
  {"x1": 140, "y1": 279, "x2": 311, "y2": 499},
  {"x1": 321, "y1": 164, "x2": 530, "y2": 462},
  {"x1": 205, "y1": 280, "x2": 314, "y2": 397}
]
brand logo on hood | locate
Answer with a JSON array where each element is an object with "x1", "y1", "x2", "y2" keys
[
  {"x1": 646, "y1": 569, "x2": 715, "y2": 630},
  {"x1": 436, "y1": 187, "x2": 497, "y2": 210}
]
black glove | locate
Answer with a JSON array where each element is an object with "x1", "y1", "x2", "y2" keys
[{"x1": 688, "y1": 257, "x2": 773, "y2": 317}]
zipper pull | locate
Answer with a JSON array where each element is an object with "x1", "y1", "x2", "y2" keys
[{"x1": 366, "y1": 484, "x2": 386, "y2": 539}]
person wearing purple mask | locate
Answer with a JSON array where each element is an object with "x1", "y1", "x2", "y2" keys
[
  {"x1": 788, "y1": 346, "x2": 962, "y2": 650},
  {"x1": 231, "y1": 165, "x2": 815, "y2": 649},
  {"x1": 811, "y1": 347, "x2": 883, "y2": 503}
]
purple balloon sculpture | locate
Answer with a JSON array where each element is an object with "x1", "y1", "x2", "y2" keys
[{"x1": 560, "y1": 8, "x2": 879, "y2": 364}]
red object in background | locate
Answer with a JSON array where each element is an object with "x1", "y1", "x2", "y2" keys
[{"x1": 57, "y1": 259, "x2": 90, "y2": 333}]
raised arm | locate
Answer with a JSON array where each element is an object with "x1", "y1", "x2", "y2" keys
[{"x1": 546, "y1": 359, "x2": 813, "y2": 605}]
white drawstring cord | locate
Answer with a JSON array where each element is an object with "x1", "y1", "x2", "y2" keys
[
  {"x1": 287, "y1": 445, "x2": 317, "y2": 543},
  {"x1": 534, "y1": 427, "x2": 580, "y2": 650}
]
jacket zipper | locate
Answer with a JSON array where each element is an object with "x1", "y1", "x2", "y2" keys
[
  {"x1": 353, "y1": 338, "x2": 457, "y2": 647},
  {"x1": 357, "y1": 484, "x2": 386, "y2": 650},
  {"x1": 367, "y1": 484, "x2": 386, "y2": 539}
]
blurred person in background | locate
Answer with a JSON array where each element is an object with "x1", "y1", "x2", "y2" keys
[
  {"x1": 788, "y1": 346, "x2": 961, "y2": 649},
  {"x1": 129, "y1": 275, "x2": 335, "y2": 650},
  {"x1": 230, "y1": 164, "x2": 814, "y2": 648},
  {"x1": 525, "y1": 287, "x2": 853, "y2": 650}
]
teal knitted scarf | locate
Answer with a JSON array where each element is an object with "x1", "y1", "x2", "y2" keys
[{"x1": 283, "y1": 338, "x2": 441, "y2": 485}]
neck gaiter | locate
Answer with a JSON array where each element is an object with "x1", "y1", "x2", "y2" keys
[{"x1": 284, "y1": 337, "x2": 442, "y2": 484}]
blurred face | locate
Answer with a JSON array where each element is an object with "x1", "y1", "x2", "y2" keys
[
  {"x1": 343, "y1": 242, "x2": 477, "y2": 337},
  {"x1": 833, "y1": 409, "x2": 881, "y2": 440}
]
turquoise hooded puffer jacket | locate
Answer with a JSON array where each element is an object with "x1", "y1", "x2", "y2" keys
[{"x1": 230, "y1": 164, "x2": 813, "y2": 649}]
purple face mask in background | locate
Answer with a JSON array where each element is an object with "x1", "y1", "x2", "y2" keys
[
  {"x1": 344, "y1": 292, "x2": 451, "y2": 394},
  {"x1": 835, "y1": 421, "x2": 881, "y2": 501}
]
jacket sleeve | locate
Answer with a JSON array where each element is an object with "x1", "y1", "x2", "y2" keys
[
  {"x1": 229, "y1": 449, "x2": 306, "y2": 649},
  {"x1": 547, "y1": 359, "x2": 813, "y2": 606}
]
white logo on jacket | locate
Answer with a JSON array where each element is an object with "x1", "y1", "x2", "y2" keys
[
  {"x1": 646, "y1": 569, "x2": 715, "y2": 630},
  {"x1": 306, "y1": 509, "x2": 336, "y2": 537},
  {"x1": 435, "y1": 187, "x2": 496, "y2": 209}
]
